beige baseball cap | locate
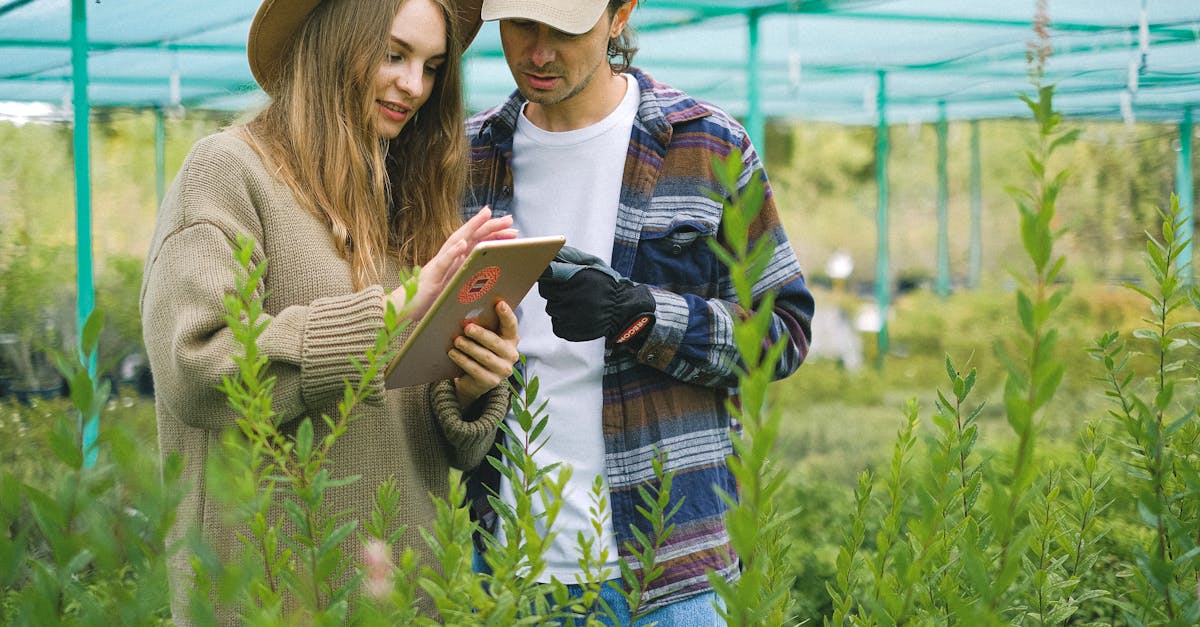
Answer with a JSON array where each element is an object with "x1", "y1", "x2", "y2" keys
[{"x1": 480, "y1": 0, "x2": 609, "y2": 35}]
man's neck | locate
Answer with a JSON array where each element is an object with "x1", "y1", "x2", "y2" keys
[{"x1": 524, "y1": 72, "x2": 628, "y2": 133}]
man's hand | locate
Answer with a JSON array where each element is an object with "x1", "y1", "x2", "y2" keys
[{"x1": 537, "y1": 246, "x2": 655, "y2": 346}]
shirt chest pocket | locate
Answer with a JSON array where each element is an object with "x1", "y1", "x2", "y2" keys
[{"x1": 635, "y1": 217, "x2": 722, "y2": 296}]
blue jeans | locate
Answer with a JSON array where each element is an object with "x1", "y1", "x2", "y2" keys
[
  {"x1": 563, "y1": 580, "x2": 724, "y2": 626},
  {"x1": 472, "y1": 550, "x2": 724, "y2": 626}
]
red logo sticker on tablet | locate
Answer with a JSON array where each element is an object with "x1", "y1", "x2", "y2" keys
[{"x1": 459, "y1": 266, "x2": 500, "y2": 304}]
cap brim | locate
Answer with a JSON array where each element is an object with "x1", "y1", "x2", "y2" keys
[{"x1": 480, "y1": 0, "x2": 607, "y2": 35}]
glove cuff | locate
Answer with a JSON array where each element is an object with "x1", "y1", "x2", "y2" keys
[
  {"x1": 611, "y1": 283, "x2": 656, "y2": 348},
  {"x1": 614, "y1": 314, "x2": 654, "y2": 345}
]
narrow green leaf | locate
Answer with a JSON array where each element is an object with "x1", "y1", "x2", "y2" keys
[
  {"x1": 1016, "y1": 290, "x2": 1035, "y2": 335},
  {"x1": 295, "y1": 419, "x2": 314, "y2": 461},
  {"x1": 1153, "y1": 382, "x2": 1174, "y2": 412},
  {"x1": 68, "y1": 369, "x2": 93, "y2": 417},
  {"x1": 48, "y1": 416, "x2": 84, "y2": 470},
  {"x1": 1048, "y1": 128, "x2": 1082, "y2": 155}
]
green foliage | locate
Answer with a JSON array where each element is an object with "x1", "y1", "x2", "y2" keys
[
  {"x1": 0, "y1": 310, "x2": 184, "y2": 625},
  {"x1": 821, "y1": 79, "x2": 1122, "y2": 626},
  {"x1": 1089, "y1": 195, "x2": 1200, "y2": 625},
  {"x1": 979, "y1": 81, "x2": 1075, "y2": 614},
  {"x1": 0, "y1": 111, "x2": 235, "y2": 396},
  {"x1": 0, "y1": 233, "x2": 73, "y2": 392},
  {"x1": 573, "y1": 475, "x2": 618, "y2": 623},
  {"x1": 767, "y1": 116, "x2": 1183, "y2": 289},
  {"x1": 186, "y1": 234, "x2": 411, "y2": 624},
  {"x1": 0, "y1": 228, "x2": 148, "y2": 396},
  {"x1": 93, "y1": 254, "x2": 147, "y2": 382},
  {"x1": 469, "y1": 360, "x2": 570, "y2": 624},
  {"x1": 3, "y1": 101, "x2": 1196, "y2": 626},
  {"x1": 618, "y1": 452, "x2": 680, "y2": 623},
  {"x1": 704, "y1": 148, "x2": 797, "y2": 625},
  {"x1": 827, "y1": 469, "x2": 872, "y2": 626}
]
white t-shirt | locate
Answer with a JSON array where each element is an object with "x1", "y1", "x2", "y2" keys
[{"x1": 498, "y1": 73, "x2": 640, "y2": 580}]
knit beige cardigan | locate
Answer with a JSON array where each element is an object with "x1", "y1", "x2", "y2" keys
[{"x1": 140, "y1": 130, "x2": 507, "y2": 624}]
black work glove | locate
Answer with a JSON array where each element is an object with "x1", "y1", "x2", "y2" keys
[{"x1": 538, "y1": 246, "x2": 656, "y2": 346}]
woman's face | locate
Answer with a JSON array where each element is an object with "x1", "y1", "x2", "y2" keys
[{"x1": 373, "y1": 0, "x2": 446, "y2": 139}]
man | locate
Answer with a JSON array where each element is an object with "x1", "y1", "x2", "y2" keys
[{"x1": 463, "y1": 0, "x2": 814, "y2": 623}]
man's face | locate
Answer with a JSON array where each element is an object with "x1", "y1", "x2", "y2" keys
[{"x1": 498, "y1": 13, "x2": 615, "y2": 107}]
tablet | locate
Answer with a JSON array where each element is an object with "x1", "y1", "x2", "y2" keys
[{"x1": 384, "y1": 235, "x2": 566, "y2": 389}]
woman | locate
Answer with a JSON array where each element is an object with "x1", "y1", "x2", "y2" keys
[{"x1": 140, "y1": 0, "x2": 507, "y2": 621}]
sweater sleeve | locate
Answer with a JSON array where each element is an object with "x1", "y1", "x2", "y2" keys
[
  {"x1": 141, "y1": 220, "x2": 390, "y2": 432},
  {"x1": 140, "y1": 132, "x2": 396, "y2": 432},
  {"x1": 430, "y1": 379, "x2": 509, "y2": 470}
]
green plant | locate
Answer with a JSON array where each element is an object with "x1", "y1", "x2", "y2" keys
[
  {"x1": 822, "y1": 22, "x2": 1116, "y2": 622},
  {"x1": 465, "y1": 361, "x2": 571, "y2": 624},
  {"x1": 973, "y1": 76, "x2": 1076, "y2": 617},
  {"x1": 572, "y1": 475, "x2": 618, "y2": 623},
  {"x1": 184, "y1": 234, "x2": 411, "y2": 625},
  {"x1": 0, "y1": 231, "x2": 73, "y2": 392},
  {"x1": 354, "y1": 477, "x2": 422, "y2": 624},
  {"x1": 1090, "y1": 195, "x2": 1200, "y2": 625},
  {"x1": 0, "y1": 310, "x2": 184, "y2": 625},
  {"x1": 702, "y1": 148, "x2": 798, "y2": 625},
  {"x1": 618, "y1": 451, "x2": 680, "y2": 623}
]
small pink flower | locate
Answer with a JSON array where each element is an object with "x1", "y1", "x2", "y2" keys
[{"x1": 363, "y1": 538, "x2": 394, "y2": 600}]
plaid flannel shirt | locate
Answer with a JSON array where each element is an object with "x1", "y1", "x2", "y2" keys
[{"x1": 462, "y1": 67, "x2": 814, "y2": 611}]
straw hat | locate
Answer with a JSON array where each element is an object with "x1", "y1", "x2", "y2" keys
[
  {"x1": 480, "y1": 0, "x2": 609, "y2": 35},
  {"x1": 247, "y1": 0, "x2": 484, "y2": 94},
  {"x1": 247, "y1": 0, "x2": 323, "y2": 94}
]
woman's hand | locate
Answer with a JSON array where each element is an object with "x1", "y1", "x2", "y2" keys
[
  {"x1": 450, "y1": 299, "x2": 519, "y2": 408},
  {"x1": 388, "y1": 207, "x2": 516, "y2": 320}
]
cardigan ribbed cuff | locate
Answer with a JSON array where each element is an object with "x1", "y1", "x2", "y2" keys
[
  {"x1": 300, "y1": 285, "x2": 388, "y2": 407},
  {"x1": 432, "y1": 379, "x2": 509, "y2": 467}
]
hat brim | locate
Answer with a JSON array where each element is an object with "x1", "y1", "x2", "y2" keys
[
  {"x1": 480, "y1": 0, "x2": 607, "y2": 35},
  {"x1": 247, "y1": 0, "x2": 324, "y2": 94},
  {"x1": 247, "y1": 0, "x2": 486, "y2": 95}
]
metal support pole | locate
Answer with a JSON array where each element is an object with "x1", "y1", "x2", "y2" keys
[
  {"x1": 874, "y1": 71, "x2": 890, "y2": 366},
  {"x1": 745, "y1": 9, "x2": 764, "y2": 155},
  {"x1": 935, "y1": 102, "x2": 950, "y2": 297},
  {"x1": 968, "y1": 120, "x2": 983, "y2": 289},
  {"x1": 156, "y1": 107, "x2": 166, "y2": 206},
  {"x1": 1178, "y1": 107, "x2": 1194, "y2": 284},
  {"x1": 71, "y1": 0, "x2": 97, "y2": 464}
]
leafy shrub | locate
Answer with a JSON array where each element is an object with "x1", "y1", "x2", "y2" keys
[
  {"x1": 0, "y1": 233, "x2": 73, "y2": 394},
  {"x1": 1088, "y1": 195, "x2": 1200, "y2": 624},
  {"x1": 1, "y1": 312, "x2": 184, "y2": 625},
  {"x1": 2, "y1": 73, "x2": 1196, "y2": 627},
  {"x1": 820, "y1": 76, "x2": 1115, "y2": 624}
]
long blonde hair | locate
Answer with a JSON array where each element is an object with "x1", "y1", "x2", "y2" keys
[{"x1": 244, "y1": 0, "x2": 465, "y2": 289}]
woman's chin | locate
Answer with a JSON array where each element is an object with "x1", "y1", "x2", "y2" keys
[{"x1": 374, "y1": 117, "x2": 408, "y2": 140}]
